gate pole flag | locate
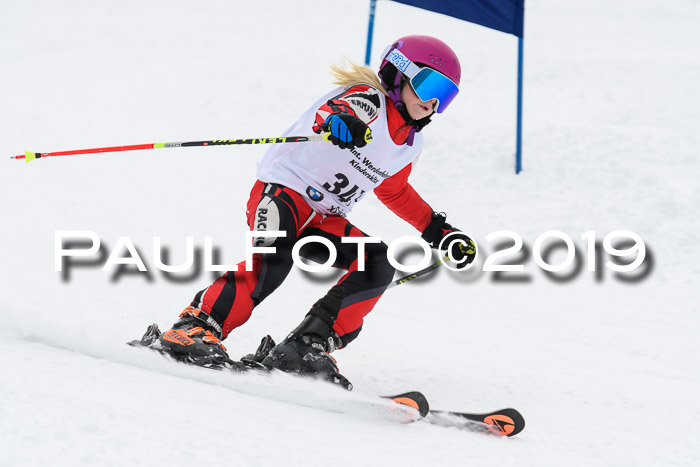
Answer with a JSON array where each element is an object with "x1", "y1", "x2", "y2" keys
[{"x1": 365, "y1": 0, "x2": 526, "y2": 174}]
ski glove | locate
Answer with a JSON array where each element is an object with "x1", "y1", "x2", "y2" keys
[
  {"x1": 322, "y1": 113, "x2": 372, "y2": 150},
  {"x1": 421, "y1": 212, "x2": 477, "y2": 269}
]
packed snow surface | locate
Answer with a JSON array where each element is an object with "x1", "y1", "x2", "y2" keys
[{"x1": 1, "y1": 0, "x2": 699, "y2": 465}]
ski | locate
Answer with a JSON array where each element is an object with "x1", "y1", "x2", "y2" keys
[
  {"x1": 128, "y1": 324, "x2": 523, "y2": 435},
  {"x1": 128, "y1": 324, "x2": 428, "y2": 423},
  {"x1": 426, "y1": 407, "x2": 525, "y2": 437}
]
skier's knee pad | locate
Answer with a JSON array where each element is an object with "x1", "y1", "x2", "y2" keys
[{"x1": 251, "y1": 195, "x2": 297, "y2": 250}]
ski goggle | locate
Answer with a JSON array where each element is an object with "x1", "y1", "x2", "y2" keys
[{"x1": 383, "y1": 47, "x2": 459, "y2": 113}]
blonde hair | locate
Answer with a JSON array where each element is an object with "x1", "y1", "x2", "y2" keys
[{"x1": 329, "y1": 58, "x2": 388, "y2": 96}]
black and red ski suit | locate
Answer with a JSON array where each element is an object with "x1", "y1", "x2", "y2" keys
[{"x1": 191, "y1": 86, "x2": 435, "y2": 348}]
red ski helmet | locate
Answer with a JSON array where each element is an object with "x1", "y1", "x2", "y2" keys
[{"x1": 379, "y1": 35, "x2": 461, "y2": 114}]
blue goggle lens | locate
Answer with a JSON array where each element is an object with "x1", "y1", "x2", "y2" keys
[{"x1": 410, "y1": 68, "x2": 459, "y2": 113}]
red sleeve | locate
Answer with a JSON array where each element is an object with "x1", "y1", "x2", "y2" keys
[
  {"x1": 312, "y1": 85, "x2": 382, "y2": 133},
  {"x1": 374, "y1": 163, "x2": 433, "y2": 232}
]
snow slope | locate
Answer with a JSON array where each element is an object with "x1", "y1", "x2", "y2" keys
[{"x1": 1, "y1": 0, "x2": 699, "y2": 465}]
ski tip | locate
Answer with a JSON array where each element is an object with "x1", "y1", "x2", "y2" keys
[
  {"x1": 386, "y1": 391, "x2": 430, "y2": 418},
  {"x1": 495, "y1": 408, "x2": 525, "y2": 437},
  {"x1": 430, "y1": 407, "x2": 526, "y2": 437},
  {"x1": 477, "y1": 408, "x2": 526, "y2": 437}
]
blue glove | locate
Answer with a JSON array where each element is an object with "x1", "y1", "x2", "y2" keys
[{"x1": 322, "y1": 113, "x2": 372, "y2": 150}]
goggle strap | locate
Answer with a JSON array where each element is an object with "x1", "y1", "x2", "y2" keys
[
  {"x1": 379, "y1": 44, "x2": 392, "y2": 64},
  {"x1": 384, "y1": 48, "x2": 422, "y2": 81}
]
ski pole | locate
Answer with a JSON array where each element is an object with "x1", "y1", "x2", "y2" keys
[
  {"x1": 387, "y1": 255, "x2": 448, "y2": 289},
  {"x1": 10, "y1": 133, "x2": 331, "y2": 163}
]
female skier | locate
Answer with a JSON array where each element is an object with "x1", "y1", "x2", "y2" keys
[{"x1": 146, "y1": 35, "x2": 476, "y2": 385}]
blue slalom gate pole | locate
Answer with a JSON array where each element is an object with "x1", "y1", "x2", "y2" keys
[
  {"x1": 365, "y1": 0, "x2": 377, "y2": 65},
  {"x1": 515, "y1": 36, "x2": 524, "y2": 174}
]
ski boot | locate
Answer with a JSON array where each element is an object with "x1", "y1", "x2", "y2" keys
[
  {"x1": 131, "y1": 306, "x2": 231, "y2": 368},
  {"x1": 241, "y1": 334, "x2": 277, "y2": 369},
  {"x1": 261, "y1": 315, "x2": 353, "y2": 390}
]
